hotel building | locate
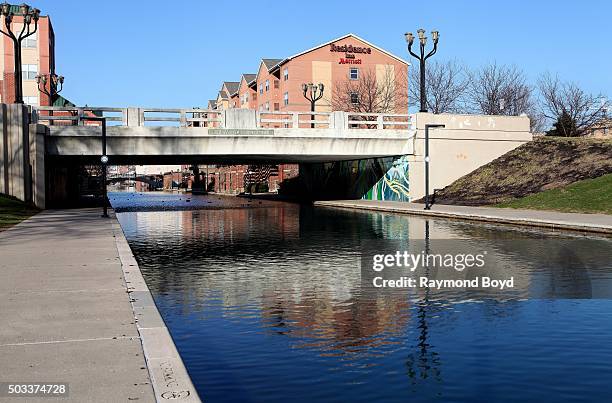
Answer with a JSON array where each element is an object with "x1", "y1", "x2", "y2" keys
[
  {"x1": 0, "y1": 5, "x2": 58, "y2": 107},
  {"x1": 204, "y1": 34, "x2": 409, "y2": 195}
]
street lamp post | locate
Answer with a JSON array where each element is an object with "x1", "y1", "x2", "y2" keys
[
  {"x1": 36, "y1": 73, "x2": 64, "y2": 101},
  {"x1": 36, "y1": 73, "x2": 63, "y2": 124},
  {"x1": 424, "y1": 124, "x2": 445, "y2": 210},
  {"x1": 0, "y1": 3, "x2": 40, "y2": 104},
  {"x1": 302, "y1": 83, "x2": 324, "y2": 128},
  {"x1": 405, "y1": 29, "x2": 439, "y2": 113},
  {"x1": 81, "y1": 115, "x2": 109, "y2": 217}
]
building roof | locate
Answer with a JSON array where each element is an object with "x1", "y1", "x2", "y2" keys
[
  {"x1": 272, "y1": 33, "x2": 409, "y2": 70},
  {"x1": 207, "y1": 100, "x2": 217, "y2": 109},
  {"x1": 262, "y1": 59, "x2": 283, "y2": 70},
  {"x1": 222, "y1": 81, "x2": 240, "y2": 96},
  {"x1": 243, "y1": 74, "x2": 257, "y2": 84},
  {"x1": 238, "y1": 74, "x2": 257, "y2": 93}
]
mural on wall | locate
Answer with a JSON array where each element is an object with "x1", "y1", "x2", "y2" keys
[{"x1": 362, "y1": 156, "x2": 410, "y2": 201}]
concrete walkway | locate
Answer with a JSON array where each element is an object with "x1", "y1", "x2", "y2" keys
[
  {"x1": 0, "y1": 209, "x2": 199, "y2": 402},
  {"x1": 314, "y1": 200, "x2": 612, "y2": 234}
]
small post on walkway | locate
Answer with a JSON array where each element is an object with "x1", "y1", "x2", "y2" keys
[{"x1": 424, "y1": 124, "x2": 444, "y2": 210}]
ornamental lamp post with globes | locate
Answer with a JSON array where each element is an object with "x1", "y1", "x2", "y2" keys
[
  {"x1": 0, "y1": 3, "x2": 41, "y2": 104},
  {"x1": 36, "y1": 73, "x2": 64, "y2": 102},
  {"x1": 36, "y1": 73, "x2": 64, "y2": 124},
  {"x1": 405, "y1": 29, "x2": 439, "y2": 113},
  {"x1": 302, "y1": 82, "x2": 324, "y2": 128}
]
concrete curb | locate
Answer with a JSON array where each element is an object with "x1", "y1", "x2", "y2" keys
[
  {"x1": 314, "y1": 201, "x2": 612, "y2": 235},
  {"x1": 110, "y1": 212, "x2": 201, "y2": 402}
]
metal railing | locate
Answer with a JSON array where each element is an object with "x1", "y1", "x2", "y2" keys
[{"x1": 33, "y1": 106, "x2": 413, "y2": 130}]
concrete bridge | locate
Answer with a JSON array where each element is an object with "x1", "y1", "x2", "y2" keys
[
  {"x1": 1, "y1": 103, "x2": 532, "y2": 208},
  {"x1": 36, "y1": 106, "x2": 416, "y2": 164}
]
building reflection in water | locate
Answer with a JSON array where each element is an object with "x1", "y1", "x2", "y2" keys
[{"x1": 117, "y1": 202, "x2": 612, "y2": 375}]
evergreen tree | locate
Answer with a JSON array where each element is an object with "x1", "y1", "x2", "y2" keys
[{"x1": 547, "y1": 110, "x2": 579, "y2": 136}]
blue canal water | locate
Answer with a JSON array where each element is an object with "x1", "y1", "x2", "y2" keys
[{"x1": 111, "y1": 192, "x2": 612, "y2": 403}]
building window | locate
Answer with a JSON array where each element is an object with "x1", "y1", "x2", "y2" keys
[
  {"x1": 283, "y1": 92, "x2": 289, "y2": 106},
  {"x1": 265, "y1": 80, "x2": 269, "y2": 92},
  {"x1": 21, "y1": 32, "x2": 37, "y2": 48},
  {"x1": 283, "y1": 68, "x2": 288, "y2": 81},
  {"x1": 274, "y1": 102, "x2": 280, "y2": 111},
  {"x1": 350, "y1": 68, "x2": 359, "y2": 80},
  {"x1": 259, "y1": 83, "x2": 263, "y2": 95},
  {"x1": 21, "y1": 64, "x2": 37, "y2": 80},
  {"x1": 274, "y1": 80, "x2": 279, "y2": 89},
  {"x1": 252, "y1": 93, "x2": 257, "y2": 101},
  {"x1": 265, "y1": 101, "x2": 269, "y2": 111},
  {"x1": 350, "y1": 93, "x2": 360, "y2": 105},
  {"x1": 23, "y1": 95, "x2": 38, "y2": 106}
]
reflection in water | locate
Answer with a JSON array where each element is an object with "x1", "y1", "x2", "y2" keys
[{"x1": 114, "y1": 194, "x2": 612, "y2": 403}]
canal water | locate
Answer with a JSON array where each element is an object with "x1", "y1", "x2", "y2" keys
[{"x1": 111, "y1": 192, "x2": 612, "y2": 403}]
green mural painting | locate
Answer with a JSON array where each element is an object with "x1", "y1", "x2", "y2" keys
[{"x1": 362, "y1": 156, "x2": 410, "y2": 201}]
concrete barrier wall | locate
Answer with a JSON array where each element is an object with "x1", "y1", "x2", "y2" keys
[
  {"x1": 407, "y1": 113, "x2": 532, "y2": 201},
  {"x1": 0, "y1": 104, "x2": 28, "y2": 202},
  {"x1": 0, "y1": 103, "x2": 45, "y2": 208}
]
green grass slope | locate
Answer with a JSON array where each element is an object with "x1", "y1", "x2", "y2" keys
[
  {"x1": 0, "y1": 194, "x2": 39, "y2": 231},
  {"x1": 431, "y1": 137, "x2": 612, "y2": 207},
  {"x1": 495, "y1": 173, "x2": 612, "y2": 214}
]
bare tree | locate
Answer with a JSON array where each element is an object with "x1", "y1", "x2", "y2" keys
[
  {"x1": 409, "y1": 60, "x2": 467, "y2": 114},
  {"x1": 465, "y1": 62, "x2": 542, "y2": 131},
  {"x1": 466, "y1": 63, "x2": 532, "y2": 114},
  {"x1": 538, "y1": 73, "x2": 606, "y2": 136},
  {"x1": 331, "y1": 66, "x2": 407, "y2": 114}
]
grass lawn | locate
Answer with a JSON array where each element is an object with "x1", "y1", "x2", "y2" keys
[
  {"x1": 0, "y1": 194, "x2": 39, "y2": 231},
  {"x1": 494, "y1": 174, "x2": 612, "y2": 214}
]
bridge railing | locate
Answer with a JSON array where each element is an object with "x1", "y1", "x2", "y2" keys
[
  {"x1": 33, "y1": 107, "x2": 414, "y2": 131},
  {"x1": 346, "y1": 112, "x2": 412, "y2": 130},
  {"x1": 140, "y1": 108, "x2": 223, "y2": 127},
  {"x1": 258, "y1": 111, "x2": 332, "y2": 128}
]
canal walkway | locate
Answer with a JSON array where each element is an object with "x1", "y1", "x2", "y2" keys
[
  {"x1": 314, "y1": 200, "x2": 612, "y2": 234},
  {"x1": 0, "y1": 209, "x2": 199, "y2": 402}
]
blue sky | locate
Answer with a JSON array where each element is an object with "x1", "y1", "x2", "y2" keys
[{"x1": 33, "y1": 0, "x2": 611, "y2": 109}]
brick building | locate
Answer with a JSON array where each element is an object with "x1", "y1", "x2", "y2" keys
[
  {"x1": 0, "y1": 4, "x2": 56, "y2": 106},
  {"x1": 200, "y1": 34, "x2": 408, "y2": 195}
]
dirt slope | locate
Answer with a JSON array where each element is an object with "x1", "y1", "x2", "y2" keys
[{"x1": 429, "y1": 137, "x2": 612, "y2": 206}]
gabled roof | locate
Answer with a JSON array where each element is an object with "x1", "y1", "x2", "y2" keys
[
  {"x1": 262, "y1": 59, "x2": 283, "y2": 70},
  {"x1": 217, "y1": 90, "x2": 228, "y2": 100},
  {"x1": 254, "y1": 58, "x2": 282, "y2": 83},
  {"x1": 243, "y1": 73, "x2": 257, "y2": 84},
  {"x1": 222, "y1": 81, "x2": 240, "y2": 97},
  {"x1": 207, "y1": 99, "x2": 217, "y2": 109},
  {"x1": 238, "y1": 74, "x2": 257, "y2": 93},
  {"x1": 274, "y1": 33, "x2": 409, "y2": 69}
]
